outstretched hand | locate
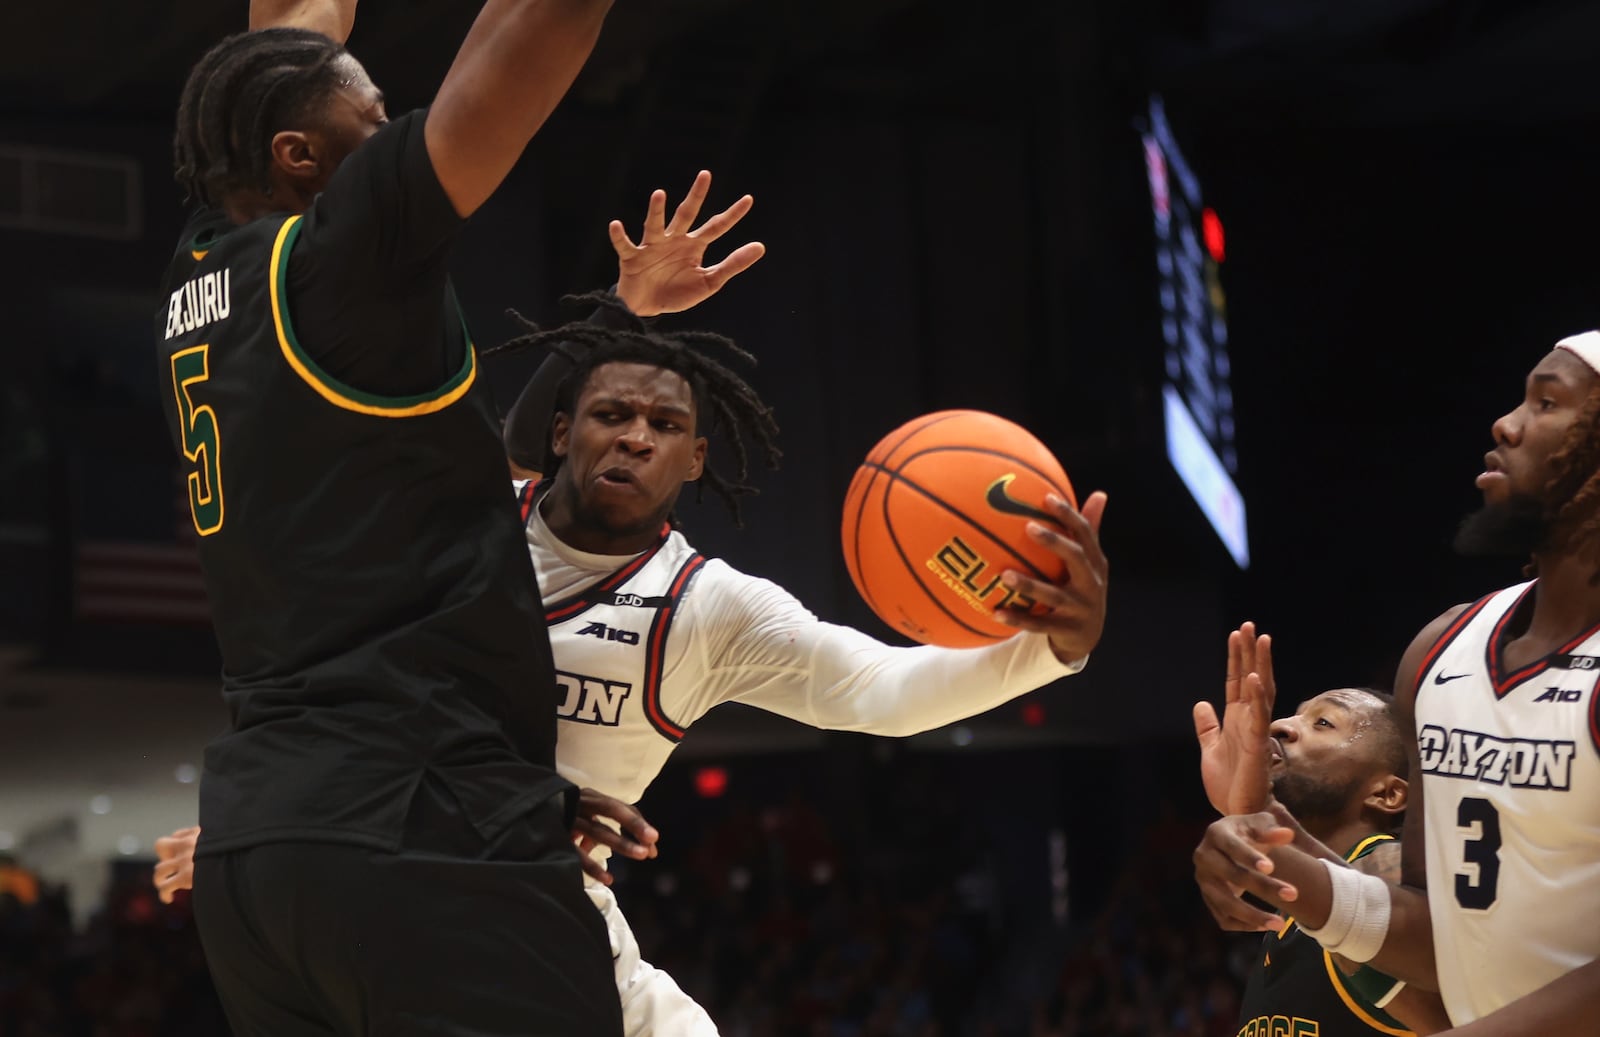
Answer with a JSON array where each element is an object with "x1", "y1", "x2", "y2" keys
[
  {"x1": 993, "y1": 491, "x2": 1109, "y2": 665},
  {"x1": 1194, "y1": 622, "x2": 1278, "y2": 816},
  {"x1": 613, "y1": 170, "x2": 766, "y2": 318},
  {"x1": 572, "y1": 787, "x2": 660, "y2": 886}
]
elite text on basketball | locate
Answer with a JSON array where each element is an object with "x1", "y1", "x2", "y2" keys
[{"x1": 926, "y1": 535, "x2": 1038, "y2": 617}]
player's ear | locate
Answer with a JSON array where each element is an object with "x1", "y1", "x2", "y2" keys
[
  {"x1": 269, "y1": 130, "x2": 319, "y2": 182},
  {"x1": 1368, "y1": 774, "x2": 1408, "y2": 816},
  {"x1": 685, "y1": 436, "x2": 707, "y2": 483},
  {"x1": 550, "y1": 412, "x2": 573, "y2": 459}
]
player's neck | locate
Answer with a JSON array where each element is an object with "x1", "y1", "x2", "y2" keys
[
  {"x1": 540, "y1": 483, "x2": 661, "y2": 556},
  {"x1": 1305, "y1": 816, "x2": 1373, "y2": 861},
  {"x1": 221, "y1": 188, "x2": 308, "y2": 225},
  {"x1": 1522, "y1": 554, "x2": 1600, "y2": 645}
]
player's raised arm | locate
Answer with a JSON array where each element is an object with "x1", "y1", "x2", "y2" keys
[
  {"x1": 249, "y1": 0, "x2": 358, "y2": 41},
  {"x1": 427, "y1": 0, "x2": 614, "y2": 218}
]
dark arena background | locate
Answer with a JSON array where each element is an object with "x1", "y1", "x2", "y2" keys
[{"x1": 3, "y1": 1, "x2": 1599, "y2": 1033}]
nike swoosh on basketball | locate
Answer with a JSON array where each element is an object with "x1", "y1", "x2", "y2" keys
[
  {"x1": 1433, "y1": 672, "x2": 1471, "y2": 685},
  {"x1": 985, "y1": 475, "x2": 1055, "y2": 523}
]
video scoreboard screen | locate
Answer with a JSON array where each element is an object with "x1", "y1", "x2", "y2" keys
[{"x1": 1141, "y1": 94, "x2": 1249, "y2": 569}]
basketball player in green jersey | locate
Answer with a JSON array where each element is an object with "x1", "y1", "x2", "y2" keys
[
  {"x1": 155, "y1": 0, "x2": 743, "y2": 1032},
  {"x1": 1196, "y1": 626, "x2": 1452, "y2": 1035}
]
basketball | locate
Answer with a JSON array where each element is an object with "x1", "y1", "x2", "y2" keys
[{"x1": 841, "y1": 410, "x2": 1076, "y2": 649}]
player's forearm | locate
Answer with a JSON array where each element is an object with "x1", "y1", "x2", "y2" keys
[
  {"x1": 1265, "y1": 844, "x2": 1439, "y2": 990},
  {"x1": 427, "y1": 0, "x2": 614, "y2": 217},
  {"x1": 799, "y1": 628, "x2": 1077, "y2": 737},
  {"x1": 249, "y1": 0, "x2": 358, "y2": 41},
  {"x1": 502, "y1": 298, "x2": 634, "y2": 471},
  {"x1": 1442, "y1": 957, "x2": 1600, "y2": 1036},
  {"x1": 504, "y1": 352, "x2": 574, "y2": 472}
]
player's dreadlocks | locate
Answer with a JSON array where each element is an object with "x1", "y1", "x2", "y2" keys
[
  {"x1": 1538, "y1": 380, "x2": 1600, "y2": 579},
  {"x1": 484, "y1": 292, "x2": 782, "y2": 527},
  {"x1": 173, "y1": 28, "x2": 346, "y2": 206}
]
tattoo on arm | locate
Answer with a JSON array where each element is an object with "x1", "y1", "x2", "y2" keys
[{"x1": 1355, "y1": 841, "x2": 1404, "y2": 885}]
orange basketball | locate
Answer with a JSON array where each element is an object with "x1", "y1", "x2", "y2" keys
[{"x1": 841, "y1": 410, "x2": 1076, "y2": 649}]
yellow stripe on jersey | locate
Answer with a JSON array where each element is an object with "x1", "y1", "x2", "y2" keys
[
  {"x1": 1321, "y1": 952, "x2": 1413, "y2": 1036},
  {"x1": 268, "y1": 215, "x2": 478, "y2": 417},
  {"x1": 1344, "y1": 834, "x2": 1394, "y2": 863}
]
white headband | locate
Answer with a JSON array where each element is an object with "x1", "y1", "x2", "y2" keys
[{"x1": 1556, "y1": 331, "x2": 1600, "y2": 376}]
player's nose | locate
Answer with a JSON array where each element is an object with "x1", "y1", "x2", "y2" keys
[
  {"x1": 1491, "y1": 408, "x2": 1521, "y2": 448},
  {"x1": 615, "y1": 417, "x2": 655, "y2": 453},
  {"x1": 1269, "y1": 716, "x2": 1297, "y2": 741}
]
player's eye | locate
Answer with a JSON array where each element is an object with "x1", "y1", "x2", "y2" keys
[{"x1": 1314, "y1": 717, "x2": 1333, "y2": 728}]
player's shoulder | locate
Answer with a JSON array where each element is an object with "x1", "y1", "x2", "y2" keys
[
  {"x1": 676, "y1": 552, "x2": 814, "y2": 628},
  {"x1": 1395, "y1": 587, "x2": 1521, "y2": 700},
  {"x1": 674, "y1": 548, "x2": 766, "y2": 599},
  {"x1": 1408, "y1": 602, "x2": 1475, "y2": 652},
  {"x1": 310, "y1": 108, "x2": 431, "y2": 209}
]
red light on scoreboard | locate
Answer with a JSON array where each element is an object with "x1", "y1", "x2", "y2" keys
[
  {"x1": 1202, "y1": 207, "x2": 1225, "y2": 263},
  {"x1": 694, "y1": 766, "x2": 728, "y2": 798},
  {"x1": 1020, "y1": 701, "x2": 1046, "y2": 728}
]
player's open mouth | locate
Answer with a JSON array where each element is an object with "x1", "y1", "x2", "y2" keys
[
  {"x1": 597, "y1": 467, "x2": 640, "y2": 488},
  {"x1": 1269, "y1": 738, "x2": 1285, "y2": 765}
]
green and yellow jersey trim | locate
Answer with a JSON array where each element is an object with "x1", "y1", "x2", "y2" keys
[
  {"x1": 268, "y1": 215, "x2": 477, "y2": 417},
  {"x1": 1321, "y1": 953, "x2": 1411, "y2": 1036},
  {"x1": 190, "y1": 227, "x2": 218, "y2": 262},
  {"x1": 1274, "y1": 834, "x2": 1411, "y2": 1036},
  {"x1": 1343, "y1": 833, "x2": 1393, "y2": 864},
  {"x1": 1324, "y1": 833, "x2": 1409, "y2": 1035}
]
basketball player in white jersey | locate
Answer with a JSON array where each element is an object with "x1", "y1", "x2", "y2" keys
[
  {"x1": 1192, "y1": 333, "x2": 1600, "y2": 1033},
  {"x1": 154, "y1": 206, "x2": 1111, "y2": 1034}
]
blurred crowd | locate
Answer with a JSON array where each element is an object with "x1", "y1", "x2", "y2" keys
[
  {"x1": 0, "y1": 751, "x2": 1257, "y2": 1037},
  {"x1": 0, "y1": 858, "x2": 227, "y2": 1036}
]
